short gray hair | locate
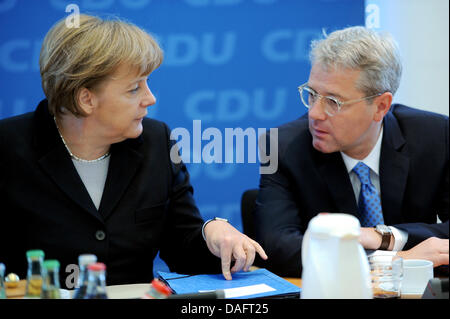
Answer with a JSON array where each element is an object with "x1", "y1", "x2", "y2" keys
[{"x1": 310, "y1": 26, "x2": 402, "y2": 97}]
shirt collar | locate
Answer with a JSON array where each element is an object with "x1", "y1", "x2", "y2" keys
[{"x1": 341, "y1": 126, "x2": 384, "y2": 175}]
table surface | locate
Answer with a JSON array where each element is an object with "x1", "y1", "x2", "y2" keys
[
  {"x1": 4, "y1": 276, "x2": 423, "y2": 299},
  {"x1": 5, "y1": 277, "x2": 300, "y2": 299}
]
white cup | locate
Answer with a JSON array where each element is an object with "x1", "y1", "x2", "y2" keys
[{"x1": 401, "y1": 259, "x2": 434, "y2": 295}]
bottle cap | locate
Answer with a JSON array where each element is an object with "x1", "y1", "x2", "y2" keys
[
  {"x1": 151, "y1": 279, "x2": 172, "y2": 296},
  {"x1": 43, "y1": 260, "x2": 60, "y2": 269},
  {"x1": 88, "y1": 262, "x2": 106, "y2": 272},
  {"x1": 78, "y1": 254, "x2": 97, "y2": 266},
  {"x1": 26, "y1": 250, "x2": 45, "y2": 258}
]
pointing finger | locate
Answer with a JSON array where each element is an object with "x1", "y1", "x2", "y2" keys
[
  {"x1": 251, "y1": 239, "x2": 268, "y2": 260},
  {"x1": 220, "y1": 240, "x2": 233, "y2": 280}
]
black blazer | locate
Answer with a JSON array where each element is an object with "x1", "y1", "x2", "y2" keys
[
  {"x1": 0, "y1": 99, "x2": 221, "y2": 288},
  {"x1": 254, "y1": 104, "x2": 449, "y2": 277}
]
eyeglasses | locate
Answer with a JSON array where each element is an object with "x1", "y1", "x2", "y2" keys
[{"x1": 298, "y1": 83, "x2": 382, "y2": 117}]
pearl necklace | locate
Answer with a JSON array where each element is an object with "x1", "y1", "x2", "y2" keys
[{"x1": 54, "y1": 117, "x2": 111, "y2": 163}]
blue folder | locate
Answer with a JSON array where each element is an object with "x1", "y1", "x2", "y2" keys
[{"x1": 157, "y1": 268, "x2": 301, "y2": 299}]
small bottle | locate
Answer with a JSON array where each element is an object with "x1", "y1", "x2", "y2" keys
[
  {"x1": 25, "y1": 249, "x2": 45, "y2": 298},
  {"x1": 72, "y1": 254, "x2": 97, "y2": 299},
  {"x1": 0, "y1": 263, "x2": 6, "y2": 299},
  {"x1": 84, "y1": 262, "x2": 108, "y2": 299},
  {"x1": 142, "y1": 279, "x2": 172, "y2": 299},
  {"x1": 41, "y1": 260, "x2": 61, "y2": 299}
]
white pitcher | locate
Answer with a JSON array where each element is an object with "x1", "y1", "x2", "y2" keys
[{"x1": 300, "y1": 213, "x2": 373, "y2": 299}]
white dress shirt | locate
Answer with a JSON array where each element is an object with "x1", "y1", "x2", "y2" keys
[{"x1": 340, "y1": 127, "x2": 408, "y2": 252}]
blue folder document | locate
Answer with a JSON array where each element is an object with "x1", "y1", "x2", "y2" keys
[{"x1": 157, "y1": 268, "x2": 301, "y2": 299}]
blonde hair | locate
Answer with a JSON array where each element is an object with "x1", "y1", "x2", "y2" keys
[
  {"x1": 40, "y1": 14, "x2": 163, "y2": 116},
  {"x1": 310, "y1": 26, "x2": 402, "y2": 97}
]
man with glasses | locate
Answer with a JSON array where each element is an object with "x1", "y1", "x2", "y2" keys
[{"x1": 254, "y1": 26, "x2": 449, "y2": 276}]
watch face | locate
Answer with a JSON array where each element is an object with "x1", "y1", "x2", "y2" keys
[{"x1": 376, "y1": 225, "x2": 390, "y2": 234}]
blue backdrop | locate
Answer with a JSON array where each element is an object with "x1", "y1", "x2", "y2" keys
[{"x1": 0, "y1": 0, "x2": 364, "y2": 272}]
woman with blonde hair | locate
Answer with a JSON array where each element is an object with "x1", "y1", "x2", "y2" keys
[{"x1": 0, "y1": 14, "x2": 266, "y2": 288}]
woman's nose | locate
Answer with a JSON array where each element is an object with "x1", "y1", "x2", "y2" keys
[{"x1": 141, "y1": 85, "x2": 156, "y2": 108}]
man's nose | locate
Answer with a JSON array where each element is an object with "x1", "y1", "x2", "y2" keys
[{"x1": 308, "y1": 97, "x2": 327, "y2": 121}]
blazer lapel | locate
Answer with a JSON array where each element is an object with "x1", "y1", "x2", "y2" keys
[
  {"x1": 379, "y1": 110, "x2": 409, "y2": 225},
  {"x1": 98, "y1": 138, "x2": 144, "y2": 221},
  {"x1": 38, "y1": 147, "x2": 102, "y2": 221},
  {"x1": 33, "y1": 100, "x2": 102, "y2": 222},
  {"x1": 315, "y1": 150, "x2": 360, "y2": 218}
]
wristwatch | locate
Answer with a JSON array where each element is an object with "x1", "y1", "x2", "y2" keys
[{"x1": 374, "y1": 224, "x2": 392, "y2": 250}]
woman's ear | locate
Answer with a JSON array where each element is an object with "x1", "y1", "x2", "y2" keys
[{"x1": 76, "y1": 87, "x2": 97, "y2": 115}]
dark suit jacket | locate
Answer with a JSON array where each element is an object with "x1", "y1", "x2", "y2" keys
[
  {"x1": 254, "y1": 104, "x2": 449, "y2": 277},
  {"x1": 0, "y1": 99, "x2": 221, "y2": 288}
]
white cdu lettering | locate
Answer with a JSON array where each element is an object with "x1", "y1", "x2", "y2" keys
[
  {"x1": 261, "y1": 29, "x2": 320, "y2": 62},
  {"x1": 184, "y1": 88, "x2": 288, "y2": 122},
  {"x1": 161, "y1": 33, "x2": 236, "y2": 66}
]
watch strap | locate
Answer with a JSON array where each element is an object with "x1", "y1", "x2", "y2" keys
[
  {"x1": 375, "y1": 225, "x2": 392, "y2": 250},
  {"x1": 379, "y1": 231, "x2": 391, "y2": 250}
]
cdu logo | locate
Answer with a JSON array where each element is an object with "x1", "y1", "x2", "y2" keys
[
  {"x1": 184, "y1": 88, "x2": 288, "y2": 122},
  {"x1": 0, "y1": 39, "x2": 42, "y2": 72},
  {"x1": 157, "y1": 33, "x2": 237, "y2": 66},
  {"x1": 262, "y1": 29, "x2": 321, "y2": 63}
]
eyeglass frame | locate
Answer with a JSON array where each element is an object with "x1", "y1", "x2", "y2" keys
[{"x1": 298, "y1": 83, "x2": 383, "y2": 116}]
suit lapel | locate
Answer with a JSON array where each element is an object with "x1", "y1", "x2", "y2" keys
[
  {"x1": 379, "y1": 110, "x2": 409, "y2": 225},
  {"x1": 33, "y1": 100, "x2": 102, "y2": 222},
  {"x1": 38, "y1": 146, "x2": 102, "y2": 222},
  {"x1": 315, "y1": 150, "x2": 360, "y2": 218},
  {"x1": 98, "y1": 139, "x2": 144, "y2": 221}
]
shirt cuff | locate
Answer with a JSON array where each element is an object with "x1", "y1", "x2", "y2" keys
[{"x1": 389, "y1": 226, "x2": 408, "y2": 251}]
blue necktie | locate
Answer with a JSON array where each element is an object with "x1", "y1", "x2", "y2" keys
[{"x1": 352, "y1": 162, "x2": 384, "y2": 227}]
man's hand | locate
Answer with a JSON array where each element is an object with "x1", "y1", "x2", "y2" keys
[
  {"x1": 203, "y1": 219, "x2": 268, "y2": 280},
  {"x1": 396, "y1": 237, "x2": 449, "y2": 267}
]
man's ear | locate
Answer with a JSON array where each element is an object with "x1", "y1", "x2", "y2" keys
[
  {"x1": 76, "y1": 87, "x2": 97, "y2": 115},
  {"x1": 373, "y1": 92, "x2": 392, "y2": 122}
]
